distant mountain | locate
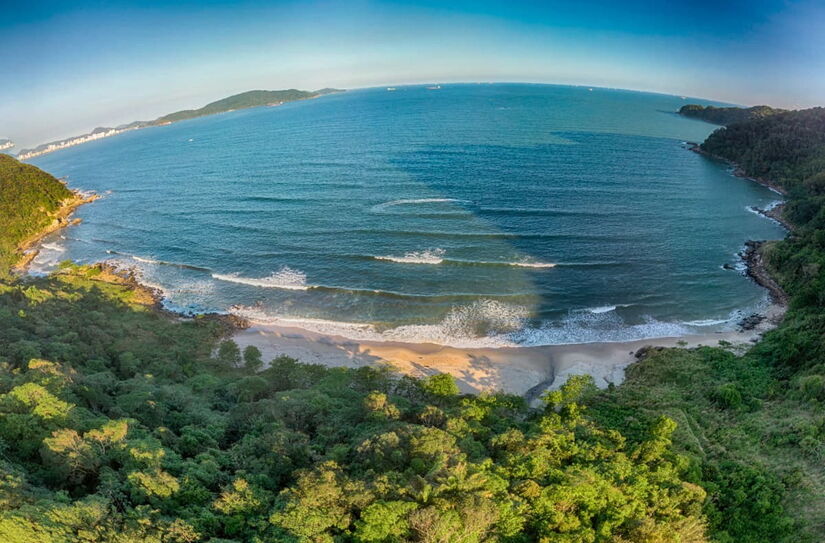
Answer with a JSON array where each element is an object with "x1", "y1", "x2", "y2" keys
[
  {"x1": 679, "y1": 104, "x2": 783, "y2": 125},
  {"x1": 153, "y1": 89, "x2": 322, "y2": 124},
  {"x1": 17, "y1": 88, "x2": 344, "y2": 160}
]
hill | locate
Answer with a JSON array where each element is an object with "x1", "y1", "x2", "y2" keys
[
  {"x1": 153, "y1": 89, "x2": 322, "y2": 124},
  {"x1": 679, "y1": 104, "x2": 784, "y2": 125},
  {"x1": 0, "y1": 154, "x2": 81, "y2": 275},
  {"x1": 17, "y1": 88, "x2": 344, "y2": 159}
]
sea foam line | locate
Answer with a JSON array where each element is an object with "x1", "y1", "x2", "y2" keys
[
  {"x1": 373, "y1": 249, "x2": 555, "y2": 268},
  {"x1": 41, "y1": 243, "x2": 65, "y2": 252},
  {"x1": 212, "y1": 266, "x2": 309, "y2": 290},
  {"x1": 371, "y1": 198, "x2": 469, "y2": 212},
  {"x1": 105, "y1": 250, "x2": 212, "y2": 272},
  {"x1": 232, "y1": 299, "x2": 742, "y2": 349},
  {"x1": 375, "y1": 249, "x2": 446, "y2": 264}
]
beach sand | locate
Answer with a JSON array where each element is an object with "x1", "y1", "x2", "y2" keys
[{"x1": 234, "y1": 305, "x2": 783, "y2": 405}]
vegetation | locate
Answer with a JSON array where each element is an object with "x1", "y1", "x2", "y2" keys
[
  {"x1": 153, "y1": 89, "x2": 323, "y2": 124},
  {"x1": 0, "y1": 155, "x2": 73, "y2": 275},
  {"x1": 0, "y1": 158, "x2": 710, "y2": 542},
  {"x1": 18, "y1": 88, "x2": 344, "y2": 157},
  {"x1": 594, "y1": 106, "x2": 825, "y2": 541},
  {"x1": 4, "y1": 97, "x2": 825, "y2": 542},
  {"x1": 0, "y1": 271, "x2": 711, "y2": 542},
  {"x1": 678, "y1": 104, "x2": 783, "y2": 125}
]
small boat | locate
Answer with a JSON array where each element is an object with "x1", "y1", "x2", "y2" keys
[
  {"x1": 386, "y1": 87, "x2": 396, "y2": 91},
  {"x1": 427, "y1": 85, "x2": 441, "y2": 90}
]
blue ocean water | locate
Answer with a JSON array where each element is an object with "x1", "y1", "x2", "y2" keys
[{"x1": 30, "y1": 84, "x2": 785, "y2": 346}]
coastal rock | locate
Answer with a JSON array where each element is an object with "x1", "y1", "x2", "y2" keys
[
  {"x1": 737, "y1": 313, "x2": 766, "y2": 331},
  {"x1": 741, "y1": 240, "x2": 789, "y2": 306}
]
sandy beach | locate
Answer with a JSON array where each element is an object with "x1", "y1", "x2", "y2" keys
[{"x1": 234, "y1": 305, "x2": 783, "y2": 405}]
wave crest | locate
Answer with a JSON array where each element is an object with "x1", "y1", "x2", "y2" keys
[
  {"x1": 375, "y1": 248, "x2": 446, "y2": 264},
  {"x1": 213, "y1": 266, "x2": 308, "y2": 290},
  {"x1": 41, "y1": 243, "x2": 65, "y2": 252},
  {"x1": 371, "y1": 198, "x2": 468, "y2": 212}
]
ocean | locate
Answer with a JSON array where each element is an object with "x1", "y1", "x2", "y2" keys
[{"x1": 29, "y1": 83, "x2": 786, "y2": 346}]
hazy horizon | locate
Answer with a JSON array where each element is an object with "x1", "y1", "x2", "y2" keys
[{"x1": 4, "y1": 0, "x2": 824, "y2": 148}]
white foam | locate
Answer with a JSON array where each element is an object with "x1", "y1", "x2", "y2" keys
[
  {"x1": 375, "y1": 248, "x2": 446, "y2": 264},
  {"x1": 234, "y1": 299, "x2": 530, "y2": 348},
  {"x1": 684, "y1": 318, "x2": 730, "y2": 327},
  {"x1": 41, "y1": 243, "x2": 65, "y2": 252},
  {"x1": 586, "y1": 303, "x2": 632, "y2": 314},
  {"x1": 133, "y1": 255, "x2": 160, "y2": 264},
  {"x1": 450, "y1": 259, "x2": 556, "y2": 268},
  {"x1": 371, "y1": 198, "x2": 468, "y2": 212},
  {"x1": 588, "y1": 305, "x2": 617, "y2": 314},
  {"x1": 510, "y1": 260, "x2": 556, "y2": 268},
  {"x1": 213, "y1": 266, "x2": 309, "y2": 290}
]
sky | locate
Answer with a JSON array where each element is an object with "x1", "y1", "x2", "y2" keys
[{"x1": 2, "y1": 0, "x2": 825, "y2": 149}]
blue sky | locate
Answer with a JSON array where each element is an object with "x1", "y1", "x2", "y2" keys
[{"x1": 3, "y1": 0, "x2": 824, "y2": 148}]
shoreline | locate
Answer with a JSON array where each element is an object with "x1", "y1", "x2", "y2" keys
[
  {"x1": 17, "y1": 91, "x2": 342, "y2": 161},
  {"x1": 688, "y1": 143, "x2": 788, "y2": 195},
  {"x1": 226, "y1": 146, "x2": 790, "y2": 401},
  {"x1": 12, "y1": 191, "x2": 99, "y2": 273},
  {"x1": 19, "y1": 140, "x2": 791, "y2": 403},
  {"x1": 233, "y1": 310, "x2": 782, "y2": 404}
]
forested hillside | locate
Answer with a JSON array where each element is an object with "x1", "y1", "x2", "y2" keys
[
  {"x1": 153, "y1": 89, "x2": 330, "y2": 124},
  {"x1": 678, "y1": 104, "x2": 783, "y2": 125},
  {"x1": 0, "y1": 155, "x2": 73, "y2": 275},
  {"x1": 599, "y1": 106, "x2": 825, "y2": 541}
]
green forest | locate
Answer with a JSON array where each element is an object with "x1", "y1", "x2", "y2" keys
[
  {"x1": 153, "y1": 89, "x2": 336, "y2": 124},
  {"x1": 678, "y1": 104, "x2": 783, "y2": 126},
  {"x1": 1, "y1": 106, "x2": 825, "y2": 541},
  {"x1": 0, "y1": 155, "x2": 73, "y2": 275}
]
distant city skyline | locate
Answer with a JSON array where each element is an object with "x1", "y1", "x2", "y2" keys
[{"x1": 4, "y1": 0, "x2": 824, "y2": 149}]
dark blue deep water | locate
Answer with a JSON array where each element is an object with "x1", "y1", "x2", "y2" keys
[{"x1": 30, "y1": 84, "x2": 786, "y2": 346}]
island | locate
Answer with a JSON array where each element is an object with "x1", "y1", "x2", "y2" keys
[
  {"x1": 16, "y1": 88, "x2": 344, "y2": 160},
  {"x1": 0, "y1": 138, "x2": 13, "y2": 151}
]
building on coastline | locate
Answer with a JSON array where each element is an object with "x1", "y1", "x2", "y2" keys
[{"x1": 17, "y1": 128, "x2": 128, "y2": 160}]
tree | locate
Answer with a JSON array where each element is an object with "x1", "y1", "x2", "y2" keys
[
  {"x1": 421, "y1": 373, "x2": 460, "y2": 397},
  {"x1": 242, "y1": 345, "x2": 263, "y2": 373},
  {"x1": 217, "y1": 340, "x2": 241, "y2": 368}
]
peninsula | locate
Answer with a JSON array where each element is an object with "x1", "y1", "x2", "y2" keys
[
  {"x1": 678, "y1": 103, "x2": 783, "y2": 125},
  {"x1": 16, "y1": 88, "x2": 344, "y2": 160}
]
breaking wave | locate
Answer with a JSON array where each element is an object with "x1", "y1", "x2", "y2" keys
[
  {"x1": 212, "y1": 266, "x2": 308, "y2": 290},
  {"x1": 375, "y1": 249, "x2": 446, "y2": 264},
  {"x1": 373, "y1": 249, "x2": 555, "y2": 268},
  {"x1": 105, "y1": 250, "x2": 211, "y2": 272},
  {"x1": 41, "y1": 243, "x2": 65, "y2": 252},
  {"x1": 232, "y1": 300, "x2": 742, "y2": 348},
  {"x1": 233, "y1": 299, "x2": 530, "y2": 348}
]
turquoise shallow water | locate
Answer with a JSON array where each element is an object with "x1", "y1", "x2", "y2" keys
[{"x1": 29, "y1": 84, "x2": 785, "y2": 346}]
